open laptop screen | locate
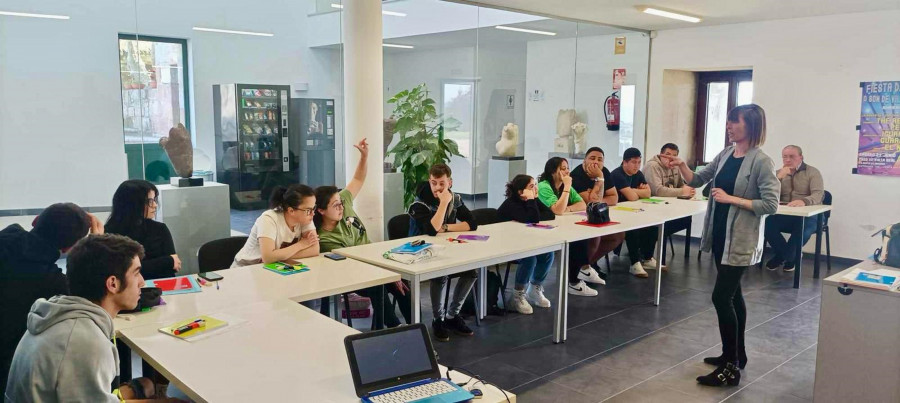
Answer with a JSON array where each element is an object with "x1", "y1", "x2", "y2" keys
[{"x1": 351, "y1": 325, "x2": 435, "y2": 386}]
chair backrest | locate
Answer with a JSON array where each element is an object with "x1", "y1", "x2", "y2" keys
[
  {"x1": 387, "y1": 214, "x2": 410, "y2": 241},
  {"x1": 470, "y1": 208, "x2": 501, "y2": 226},
  {"x1": 823, "y1": 190, "x2": 832, "y2": 220},
  {"x1": 197, "y1": 236, "x2": 248, "y2": 273}
]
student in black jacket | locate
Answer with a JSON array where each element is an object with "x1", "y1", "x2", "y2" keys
[
  {"x1": 0, "y1": 203, "x2": 99, "y2": 397},
  {"x1": 408, "y1": 164, "x2": 478, "y2": 342},
  {"x1": 105, "y1": 180, "x2": 181, "y2": 280},
  {"x1": 497, "y1": 175, "x2": 556, "y2": 314}
]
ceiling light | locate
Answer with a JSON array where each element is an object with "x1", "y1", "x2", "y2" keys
[
  {"x1": 0, "y1": 10, "x2": 69, "y2": 20},
  {"x1": 331, "y1": 4, "x2": 407, "y2": 17},
  {"x1": 641, "y1": 7, "x2": 702, "y2": 23},
  {"x1": 192, "y1": 27, "x2": 274, "y2": 37},
  {"x1": 494, "y1": 25, "x2": 556, "y2": 36},
  {"x1": 383, "y1": 43, "x2": 414, "y2": 49}
]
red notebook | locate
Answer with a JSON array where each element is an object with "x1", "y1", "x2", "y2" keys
[
  {"x1": 575, "y1": 221, "x2": 620, "y2": 228},
  {"x1": 147, "y1": 276, "x2": 200, "y2": 294}
]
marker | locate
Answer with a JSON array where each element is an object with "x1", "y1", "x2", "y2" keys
[{"x1": 173, "y1": 319, "x2": 206, "y2": 335}]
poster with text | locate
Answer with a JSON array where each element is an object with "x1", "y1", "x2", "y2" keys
[{"x1": 858, "y1": 81, "x2": 900, "y2": 176}]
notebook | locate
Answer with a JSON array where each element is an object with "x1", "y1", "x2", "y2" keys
[{"x1": 145, "y1": 276, "x2": 202, "y2": 295}]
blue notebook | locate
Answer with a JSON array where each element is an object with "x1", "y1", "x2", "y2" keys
[
  {"x1": 854, "y1": 271, "x2": 898, "y2": 287},
  {"x1": 390, "y1": 242, "x2": 432, "y2": 254}
]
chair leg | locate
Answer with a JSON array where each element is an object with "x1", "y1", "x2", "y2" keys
[
  {"x1": 668, "y1": 235, "x2": 675, "y2": 258},
  {"x1": 825, "y1": 227, "x2": 832, "y2": 272},
  {"x1": 443, "y1": 279, "x2": 451, "y2": 321},
  {"x1": 342, "y1": 293, "x2": 353, "y2": 328}
]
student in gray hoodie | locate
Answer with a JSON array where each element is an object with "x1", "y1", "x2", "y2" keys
[
  {"x1": 4, "y1": 234, "x2": 180, "y2": 402},
  {"x1": 658, "y1": 104, "x2": 780, "y2": 388}
]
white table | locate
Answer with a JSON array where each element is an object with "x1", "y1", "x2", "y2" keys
[
  {"x1": 119, "y1": 299, "x2": 515, "y2": 403},
  {"x1": 772, "y1": 204, "x2": 833, "y2": 288}
]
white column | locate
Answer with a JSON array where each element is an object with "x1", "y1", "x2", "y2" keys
[{"x1": 342, "y1": 0, "x2": 385, "y2": 241}]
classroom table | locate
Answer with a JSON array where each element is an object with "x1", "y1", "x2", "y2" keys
[
  {"x1": 772, "y1": 204, "x2": 833, "y2": 288},
  {"x1": 119, "y1": 299, "x2": 516, "y2": 403}
]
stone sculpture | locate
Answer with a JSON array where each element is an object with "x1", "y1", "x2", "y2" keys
[
  {"x1": 572, "y1": 122, "x2": 587, "y2": 154},
  {"x1": 160, "y1": 123, "x2": 193, "y2": 178},
  {"x1": 554, "y1": 109, "x2": 577, "y2": 153},
  {"x1": 495, "y1": 123, "x2": 519, "y2": 157}
]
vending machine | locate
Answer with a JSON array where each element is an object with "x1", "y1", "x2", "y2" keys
[{"x1": 290, "y1": 98, "x2": 335, "y2": 188}]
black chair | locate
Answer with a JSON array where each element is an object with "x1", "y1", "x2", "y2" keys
[
  {"x1": 197, "y1": 236, "x2": 249, "y2": 273},
  {"x1": 822, "y1": 190, "x2": 832, "y2": 272},
  {"x1": 388, "y1": 214, "x2": 411, "y2": 242},
  {"x1": 469, "y1": 208, "x2": 509, "y2": 314}
]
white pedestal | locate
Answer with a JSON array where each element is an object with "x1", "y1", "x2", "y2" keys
[
  {"x1": 383, "y1": 172, "x2": 405, "y2": 234},
  {"x1": 157, "y1": 182, "x2": 231, "y2": 275},
  {"x1": 488, "y1": 157, "x2": 527, "y2": 209}
]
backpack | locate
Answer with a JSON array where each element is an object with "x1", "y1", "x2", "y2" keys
[
  {"x1": 873, "y1": 223, "x2": 900, "y2": 268},
  {"x1": 460, "y1": 270, "x2": 504, "y2": 317}
]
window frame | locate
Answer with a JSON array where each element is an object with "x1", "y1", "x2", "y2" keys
[{"x1": 693, "y1": 70, "x2": 752, "y2": 166}]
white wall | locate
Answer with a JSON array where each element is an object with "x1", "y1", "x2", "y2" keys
[
  {"x1": 648, "y1": 10, "x2": 900, "y2": 259},
  {"x1": 660, "y1": 70, "x2": 697, "y2": 164},
  {"x1": 0, "y1": 0, "x2": 344, "y2": 210}
]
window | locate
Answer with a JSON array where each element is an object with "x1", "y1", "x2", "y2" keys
[
  {"x1": 693, "y1": 70, "x2": 752, "y2": 165},
  {"x1": 441, "y1": 81, "x2": 475, "y2": 158},
  {"x1": 118, "y1": 34, "x2": 190, "y2": 144}
]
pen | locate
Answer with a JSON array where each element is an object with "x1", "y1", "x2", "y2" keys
[{"x1": 173, "y1": 319, "x2": 206, "y2": 335}]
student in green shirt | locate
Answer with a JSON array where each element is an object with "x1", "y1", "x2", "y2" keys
[
  {"x1": 536, "y1": 157, "x2": 600, "y2": 297},
  {"x1": 314, "y1": 138, "x2": 411, "y2": 327}
]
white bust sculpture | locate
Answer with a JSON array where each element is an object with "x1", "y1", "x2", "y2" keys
[
  {"x1": 572, "y1": 122, "x2": 587, "y2": 154},
  {"x1": 495, "y1": 123, "x2": 518, "y2": 157},
  {"x1": 556, "y1": 109, "x2": 576, "y2": 138}
]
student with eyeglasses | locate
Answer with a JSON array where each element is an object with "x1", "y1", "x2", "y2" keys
[{"x1": 231, "y1": 184, "x2": 320, "y2": 267}]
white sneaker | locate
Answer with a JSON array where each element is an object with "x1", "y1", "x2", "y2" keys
[
  {"x1": 507, "y1": 290, "x2": 533, "y2": 314},
  {"x1": 642, "y1": 258, "x2": 658, "y2": 269},
  {"x1": 630, "y1": 262, "x2": 649, "y2": 278},
  {"x1": 567, "y1": 280, "x2": 599, "y2": 297},
  {"x1": 525, "y1": 284, "x2": 551, "y2": 308},
  {"x1": 577, "y1": 265, "x2": 606, "y2": 285}
]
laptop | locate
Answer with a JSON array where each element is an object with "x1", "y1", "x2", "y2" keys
[{"x1": 344, "y1": 324, "x2": 475, "y2": 403}]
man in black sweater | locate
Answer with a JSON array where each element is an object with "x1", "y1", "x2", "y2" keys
[
  {"x1": 0, "y1": 203, "x2": 101, "y2": 396},
  {"x1": 408, "y1": 164, "x2": 478, "y2": 342}
]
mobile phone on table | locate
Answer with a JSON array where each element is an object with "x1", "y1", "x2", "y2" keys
[
  {"x1": 324, "y1": 253, "x2": 346, "y2": 261},
  {"x1": 677, "y1": 195, "x2": 692, "y2": 200},
  {"x1": 198, "y1": 272, "x2": 224, "y2": 281}
]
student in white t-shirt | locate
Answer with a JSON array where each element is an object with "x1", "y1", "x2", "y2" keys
[{"x1": 231, "y1": 184, "x2": 320, "y2": 267}]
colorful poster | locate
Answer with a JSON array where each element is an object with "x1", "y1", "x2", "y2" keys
[
  {"x1": 858, "y1": 81, "x2": 900, "y2": 176},
  {"x1": 613, "y1": 69, "x2": 626, "y2": 90},
  {"x1": 614, "y1": 36, "x2": 626, "y2": 54}
]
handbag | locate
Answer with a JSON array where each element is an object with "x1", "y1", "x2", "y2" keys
[
  {"x1": 586, "y1": 202, "x2": 611, "y2": 224},
  {"x1": 120, "y1": 287, "x2": 163, "y2": 313}
]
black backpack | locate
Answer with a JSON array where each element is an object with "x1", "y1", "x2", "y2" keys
[
  {"x1": 461, "y1": 270, "x2": 504, "y2": 317},
  {"x1": 586, "y1": 202, "x2": 611, "y2": 224},
  {"x1": 873, "y1": 223, "x2": 900, "y2": 268}
]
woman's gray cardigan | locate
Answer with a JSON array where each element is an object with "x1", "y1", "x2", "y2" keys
[{"x1": 689, "y1": 146, "x2": 781, "y2": 266}]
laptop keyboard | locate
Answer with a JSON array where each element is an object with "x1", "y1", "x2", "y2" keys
[{"x1": 370, "y1": 381, "x2": 457, "y2": 403}]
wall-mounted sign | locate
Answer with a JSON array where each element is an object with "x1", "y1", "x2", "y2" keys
[
  {"x1": 857, "y1": 81, "x2": 900, "y2": 176},
  {"x1": 614, "y1": 36, "x2": 626, "y2": 54},
  {"x1": 613, "y1": 69, "x2": 626, "y2": 90}
]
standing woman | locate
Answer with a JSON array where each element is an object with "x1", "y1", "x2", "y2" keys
[
  {"x1": 535, "y1": 157, "x2": 599, "y2": 297},
  {"x1": 231, "y1": 184, "x2": 320, "y2": 267},
  {"x1": 659, "y1": 104, "x2": 780, "y2": 387},
  {"x1": 106, "y1": 180, "x2": 181, "y2": 280}
]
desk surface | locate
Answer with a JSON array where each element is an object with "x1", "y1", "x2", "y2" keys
[
  {"x1": 550, "y1": 198, "x2": 707, "y2": 242},
  {"x1": 115, "y1": 255, "x2": 399, "y2": 332},
  {"x1": 120, "y1": 299, "x2": 515, "y2": 403},
  {"x1": 775, "y1": 204, "x2": 832, "y2": 217}
]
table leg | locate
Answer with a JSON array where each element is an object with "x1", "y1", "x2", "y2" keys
[
  {"x1": 654, "y1": 222, "x2": 665, "y2": 306},
  {"x1": 373, "y1": 285, "x2": 385, "y2": 330},
  {"x1": 478, "y1": 267, "x2": 487, "y2": 321},
  {"x1": 553, "y1": 243, "x2": 569, "y2": 344},
  {"x1": 685, "y1": 217, "x2": 692, "y2": 258},
  {"x1": 814, "y1": 214, "x2": 823, "y2": 279},
  {"x1": 793, "y1": 217, "x2": 804, "y2": 289},
  {"x1": 410, "y1": 275, "x2": 421, "y2": 324}
]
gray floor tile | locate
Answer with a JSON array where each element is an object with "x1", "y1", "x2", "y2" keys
[
  {"x1": 604, "y1": 381, "x2": 713, "y2": 403},
  {"x1": 723, "y1": 381, "x2": 811, "y2": 402},
  {"x1": 456, "y1": 359, "x2": 541, "y2": 391},
  {"x1": 510, "y1": 378, "x2": 595, "y2": 403}
]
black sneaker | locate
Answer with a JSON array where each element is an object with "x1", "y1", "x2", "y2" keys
[
  {"x1": 783, "y1": 261, "x2": 795, "y2": 272},
  {"x1": 431, "y1": 318, "x2": 450, "y2": 342},
  {"x1": 445, "y1": 315, "x2": 474, "y2": 336},
  {"x1": 765, "y1": 257, "x2": 784, "y2": 271}
]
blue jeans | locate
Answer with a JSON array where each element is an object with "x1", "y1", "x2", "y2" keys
[
  {"x1": 765, "y1": 215, "x2": 818, "y2": 264},
  {"x1": 515, "y1": 252, "x2": 554, "y2": 288}
]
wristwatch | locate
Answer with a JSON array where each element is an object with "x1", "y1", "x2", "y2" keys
[{"x1": 441, "y1": 223, "x2": 448, "y2": 233}]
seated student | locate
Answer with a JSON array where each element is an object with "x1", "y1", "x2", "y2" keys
[
  {"x1": 497, "y1": 174, "x2": 555, "y2": 314},
  {"x1": 0, "y1": 203, "x2": 102, "y2": 398},
  {"x1": 232, "y1": 184, "x2": 320, "y2": 267},
  {"x1": 610, "y1": 147, "x2": 659, "y2": 278},
  {"x1": 645, "y1": 143, "x2": 695, "y2": 250},
  {"x1": 408, "y1": 164, "x2": 478, "y2": 342},
  {"x1": 5, "y1": 234, "x2": 183, "y2": 402},
  {"x1": 569, "y1": 147, "x2": 626, "y2": 280},
  {"x1": 106, "y1": 180, "x2": 181, "y2": 280},
  {"x1": 765, "y1": 145, "x2": 825, "y2": 272},
  {"x1": 536, "y1": 157, "x2": 599, "y2": 297},
  {"x1": 315, "y1": 139, "x2": 412, "y2": 327}
]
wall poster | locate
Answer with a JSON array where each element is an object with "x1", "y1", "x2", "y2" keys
[{"x1": 858, "y1": 81, "x2": 900, "y2": 176}]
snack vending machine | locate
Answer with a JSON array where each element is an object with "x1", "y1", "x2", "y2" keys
[{"x1": 290, "y1": 98, "x2": 335, "y2": 188}]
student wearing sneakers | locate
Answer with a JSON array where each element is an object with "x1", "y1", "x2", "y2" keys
[
  {"x1": 497, "y1": 174, "x2": 555, "y2": 314},
  {"x1": 764, "y1": 145, "x2": 825, "y2": 272},
  {"x1": 610, "y1": 147, "x2": 659, "y2": 278},
  {"x1": 408, "y1": 164, "x2": 478, "y2": 342},
  {"x1": 231, "y1": 184, "x2": 320, "y2": 267},
  {"x1": 569, "y1": 147, "x2": 626, "y2": 279},
  {"x1": 536, "y1": 157, "x2": 601, "y2": 297}
]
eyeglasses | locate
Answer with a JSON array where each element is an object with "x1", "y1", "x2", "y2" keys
[
  {"x1": 147, "y1": 197, "x2": 159, "y2": 206},
  {"x1": 295, "y1": 207, "x2": 315, "y2": 216},
  {"x1": 330, "y1": 201, "x2": 344, "y2": 210}
]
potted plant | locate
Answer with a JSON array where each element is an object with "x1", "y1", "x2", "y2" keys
[{"x1": 386, "y1": 83, "x2": 463, "y2": 208}]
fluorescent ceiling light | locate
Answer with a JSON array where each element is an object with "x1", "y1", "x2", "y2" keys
[
  {"x1": 330, "y1": 4, "x2": 407, "y2": 17},
  {"x1": 641, "y1": 7, "x2": 702, "y2": 23},
  {"x1": 383, "y1": 43, "x2": 414, "y2": 49},
  {"x1": 0, "y1": 10, "x2": 70, "y2": 20},
  {"x1": 192, "y1": 27, "x2": 274, "y2": 37},
  {"x1": 494, "y1": 25, "x2": 556, "y2": 36}
]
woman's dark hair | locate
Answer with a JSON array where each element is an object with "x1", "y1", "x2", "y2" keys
[
  {"x1": 269, "y1": 184, "x2": 315, "y2": 211},
  {"x1": 313, "y1": 185, "x2": 340, "y2": 228},
  {"x1": 505, "y1": 175, "x2": 534, "y2": 199},
  {"x1": 67, "y1": 234, "x2": 145, "y2": 303},
  {"x1": 727, "y1": 104, "x2": 767, "y2": 148},
  {"x1": 538, "y1": 157, "x2": 568, "y2": 195},
  {"x1": 105, "y1": 180, "x2": 159, "y2": 237},
  {"x1": 31, "y1": 203, "x2": 91, "y2": 250}
]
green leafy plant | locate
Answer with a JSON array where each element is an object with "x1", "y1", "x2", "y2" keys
[{"x1": 387, "y1": 83, "x2": 463, "y2": 208}]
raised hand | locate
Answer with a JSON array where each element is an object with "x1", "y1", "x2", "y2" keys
[{"x1": 354, "y1": 138, "x2": 369, "y2": 159}]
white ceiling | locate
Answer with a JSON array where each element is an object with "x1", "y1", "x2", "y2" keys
[{"x1": 458, "y1": 0, "x2": 900, "y2": 31}]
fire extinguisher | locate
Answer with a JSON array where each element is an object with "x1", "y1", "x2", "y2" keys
[{"x1": 605, "y1": 91, "x2": 620, "y2": 131}]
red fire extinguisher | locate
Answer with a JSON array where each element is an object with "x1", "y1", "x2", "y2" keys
[{"x1": 605, "y1": 91, "x2": 620, "y2": 131}]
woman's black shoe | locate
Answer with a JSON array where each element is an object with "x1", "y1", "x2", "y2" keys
[
  {"x1": 697, "y1": 362, "x2": 741, "y2": 387},
  {"x1": 703, "y1": 353, "x2": 747, "y2": 369}
]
